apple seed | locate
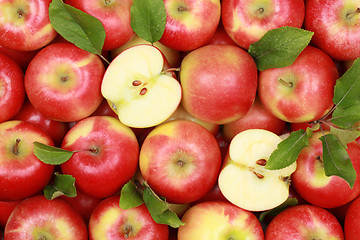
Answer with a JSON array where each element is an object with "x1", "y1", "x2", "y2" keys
[
  {"x1": 253, "y1": 171, "x2": 264, "y2": 179},
  {"x1": 139, "y1": 87, "x2": 147, "y2": 95},
  {"x1": 132, "y1": 80, "x2": 142, "y2": 86},
  {"x1": 256, "y1": 159, "x2": 267, "y2": 166}
]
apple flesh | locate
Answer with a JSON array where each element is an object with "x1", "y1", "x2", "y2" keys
[
  {"x1": 218, "y1": 129, "x2": 297, "y2": 212},
  {"x1": 265, "y1": 204, "x2": 344, "y2": 239},
  {"x1": 101, "y1": 44, "x2": 182, "y2": 128},
  {"x1": 139, "y1": 120, "x2": 222, "y2": 204},
  {"x1": 178, "y1": 201, "x2": 264, "y2": 240},
  {"x1": 180, "y1": 44, "x2": 258, "y2": 124}
]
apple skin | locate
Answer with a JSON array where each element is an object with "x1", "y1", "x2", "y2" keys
[
  {"x1": 0, "y1": 53, "x2": 25, "y2": 123},
  {"x1": 265, "y1": 204, "x2": 344, "y2": 240},
  {"x1": 25, "y1": 42, "x2": 105, "y2": 122},
  {"x1": 0, "y1": 45, "x2": 39, "y2": 72},
  {"x1": 291, "y1": 132, "x2": 360, "y2": 209},
  {"x1": 89, "y1": 195, "x2": 169, "y2": 240},
  {"x1": 65, "y1": 0, "x2": 134, "y2": 51},
  {"x1": 223, "y1": 97, "x2": 287, "y2": 142},
  {"x1": 61, "y1": 116, "x2": 139, "y2": 199},
  {"x1": 344, "y1": 195, "x2": 360, "y2": 240},
  {"x1": 0, "y1": 0, "x2": 58, "y2": 51},
  {"x1": 110, "y1": 35, "x2": 182, "y2": 68},
  {"x1": 304, "y1": 0, "x2": 360, "y2": 61},
  {"x1": 180, "y1": 44, "x2": 258, "y2": 125},
  {"x1": 159, "y1": 0, "x2": 221, "y2": 51},
  {"x1": 139, "y1": 120, "x2": 222, "y2": 204},
  {"x1": 12, "y1": 99, "x2": 69, "y2": 147},
  {"x1": 221, "y1": 0, "x2": 305, "y2": 50},
  {"x1": 178, "y1": 201, "x2": 264, "y2": 240},
  {"x1": 0, "y1": 120, "x2": 55, "y2": 201},
  {"x1": 4, "y1": 194, "x2": 88, "y2": 240},
  {"x1": 0, "y1": 199, "x2": 21, "y2": 228},
  {"x1": 204, "y1": 21, "x2": 238, "y2": 46},
  {"x1": 258, "y1": 46, "x2": 338, "y2": 123}
]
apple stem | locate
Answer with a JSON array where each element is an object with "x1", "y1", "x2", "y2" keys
[
  {"x1": 346, "y1": 8, "x2": 360, "y2": 19},
  {"x1": 89, "y1": 147, "x2": 99, "y2": 154},
  {"x1": 278, "y1": 78, "x2": 293, "y2": 88},
  {"x1": 256, "y1": 7, "x2": 265, "y2": 14},
  {"x1": 17, "y1": 9, "x2": 24, "y2": 19},
  {"x1": 178, "y1": 6, "x2": 188, "y2": 12},
  {"x1": 61, "y1": 76, "x2": 69, "y2": 82},
  {"x1": 13, "y1": 138, "x2": 21, "y2": 155},
  {"x1": 104, "y1": 0, "x2": 112, "y2": 5},
  {"x1": 123, "y1": 225, "x2": 133, "y2": 239},
  {"x1": 177, "y1": 160, "x2": 185, "y2": 167}
]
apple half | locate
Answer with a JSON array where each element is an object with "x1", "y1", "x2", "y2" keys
[
  {"x1": 101, "y1": 44, "x2": 182, "y2": 128},
  {"x1": 218, "y1": 129, "x2": 297, "y2": 212}
]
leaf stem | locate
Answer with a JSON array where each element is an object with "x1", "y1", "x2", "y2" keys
[{"x1": 99, "y1": 54, "x2": 110, "y2": 65}]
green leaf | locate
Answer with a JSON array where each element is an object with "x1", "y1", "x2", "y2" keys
[
  {"x1": 265, "y1": 129, "x2": 310, "y2": 170},
  {"x1": 33, "y1": 141, "x2": 74, "y2": 165},
  {"x1": 333, "y1": 58, "x2": 360, "y2": 108},
  {"x1": 259, "y1": 198, "x2": 298, "y2": 222},
  {"x1": 151, "y1": 209, "x2": 185, "y2": 228},
  {"x1": 49, "y1": 0, "x2": 106, "y2": 55},
  {"x1": 119, "y1": 181, "x2": 144, "y2": 209},
  {"x1": 130, "y1": 0, "x2": 166, "y2": 44},
  {"x1": 320, "y1": 134, "x2": 357, "y2": 188},
  {"x1": 332, "y1": 104, "x2": 360, "y2": 129},
  {"x1": 142, "y1": 183, "x2": 185, "y2": 228},
  {"x1": 330, "y1": 126, "x2": 360, "y2": 148},
  {"x1": 44, "y1": 173, "x2": 77, "y2": 200},
  {"x1": 248, "y1": 26, "x2": 314, "y2": 71}
]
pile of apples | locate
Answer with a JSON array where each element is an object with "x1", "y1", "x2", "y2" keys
[{"x1": 0, "y1": 0, "x2": 360, "y2": 239}]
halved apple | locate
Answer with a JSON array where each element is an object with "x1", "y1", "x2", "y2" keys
[
  {"x1": 101, "y1": 44, "x2": 182, "y2": 128},
  {"x1": 218, "y1": 129, "x2": 297, "y2": 212}
]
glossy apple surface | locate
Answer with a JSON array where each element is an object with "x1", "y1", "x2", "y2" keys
[
  {"x1": 0, "y1": 199, "x2": 20, "y2": 228},
  {"x1": 89, "y1": 195, "x2": 169, "y2": 240},
  {"x1": 292, "y1": 132, "x2": 360, "y2": 209},
  {"x1": 258, "y1": 46, "x2": 338, "y2": 123},
  {"x1": 344, "y1": 195, "x2": 360, "y2": 240},
  {"x1": 61, "y1": 116, "x2": 139, "y2": 198},
  {"x1": 4, "y1": 194, "x2": 88, "y2": 240},
  {"x1": 265, "y1": 204, "x2": 344, "y2": 239},
  {"x1": 0, "y1": 120, "x2": 54, "y2": 201},
  {"x1": 222, "y1": 0, "x2": 305, "y2": 49},
  {"x1": 180, "y1": 44, "x2": 258, "y2": 124},
  {"x1": 178, "y1": 201, "x2": 264, "y2": 240},
  {"x1": 0, "y1": 53, "x2": 25, "y2": 123},
  {"x1": 305, "y1": 0, "x2": 360, "y2": 60},
  {"x1": 140, "y1": 120, "x2": 222, "y2": 204},
  {"x1": 0, "y1": 0, "x2": 57, "y2": 51},
  {"x1": 25, "y1": 42, "x2": 105, "y2": 122},
  {"x1": 159, "y1": 0, "x2": 221, "y2": 51},
  {"x1": 65, "y1": 0, "x2": 134, "y2": 51},
  {"x1": 223, "y1": 97, "x2": 286, "y2": 141}
]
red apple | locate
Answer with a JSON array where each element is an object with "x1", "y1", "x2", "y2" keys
[
  {"x1": 344, "y1": 195, "x2": 360, "y2": 240},
  {"x1": 0, "y1": 120, "x2": 54, "y2": 201},
  {"x1": 0, "y1": 45, "x2": 39, "y2": 71},
  {"x1": 178, "y1": 201, "x2": 264, "y2": 240},
  {"x1": 25, "y1": 42, "x2": 105, "y2": 122},
  {"x1": 4, "y1": 194, "x2": 88, "y2": 240},
  {"x1": 12, "y1": 98, "x2": 69, "y2": 147},
  {"x1": 139, "y1": 120, "x2": 222, "y2": 204},
  {"x1": 0, "y1": 52, "x2": 25, "y2": 123},
  {"x1": 65, "y1": 0, "x2": 134, "y2": 51},
  {"x1": 221, "y1": 0, "x2": 305, "y2": 50},
  {"x1": 265, "y1": 204, "x2": 344, "y2": 239},
  {"x1": 0, "y1": 199, "x2": 21, "y2": 228},
  {"x1": 304, "y1": 0, "x2": 360, "y2": 61},
  {"x1": 292, "y1": 131, "x2": 360, "y2": 209},
  {"x1": 61, "y1": 116, "x2": 139, "y2": 198},
  {"x1": 180, "y1": 44, "x2": 258, "y2": 124},
  {"x1": 223, "y1": 97, "x2": 287, "y2": 141},
  {"x1": 258, "y1": 46, "x2": 338, "y2": 123},
  {"x1": 159, "y1": 0, "x2": 221, "y2": 51},
  {"x1": 89, "y1": 195, "x2": 169, "y2": 240},
  {"x1": 61, "y1": 188, "x2": 103, "y2": 224},
  {"x1": 0, "y1": 0, "x2": 57, "y2": 51},
  {"x1": 204, "y1": 20, "x2": 238, "y2": 46}
]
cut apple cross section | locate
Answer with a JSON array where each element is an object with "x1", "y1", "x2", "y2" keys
[
  {"x1": 101, "y1": 44, "x2": 182, "y2": 128},
  {"x1": 218, "y1": 129, "x2": 297, "y2": 212}
]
